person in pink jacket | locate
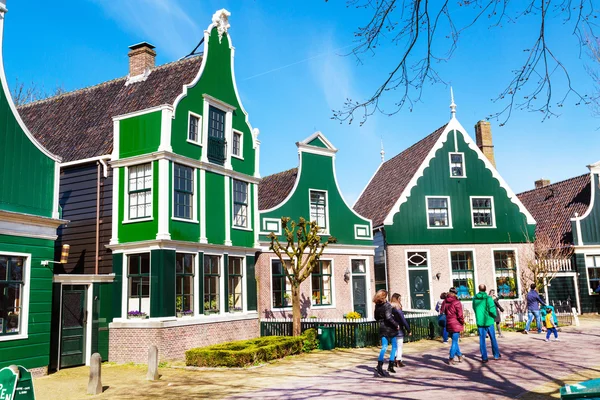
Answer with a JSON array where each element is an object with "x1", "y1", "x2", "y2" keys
[{"x1": 440, "y1": 287, "x2": 465, "y2": 365}]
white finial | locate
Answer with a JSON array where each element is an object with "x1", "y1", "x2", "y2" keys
[
  {"x1": 450, "y1": 86, "x2": 457, "y2": 117},
  {"x1": 380, "y1": 138, "x2": 385, "y2": 163},
  {"x1": 212, "y1": 9, "x2": 231, "y2": 43}
]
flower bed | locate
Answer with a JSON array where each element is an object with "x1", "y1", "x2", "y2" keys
[{"x1": 185, "y1": 328, "x2": 317, "y2": 368}]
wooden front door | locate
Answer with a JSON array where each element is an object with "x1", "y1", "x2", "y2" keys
[
  {"x1": 407, "y1": 251, "x2": 431, "y2": 310},
  {"x1": 60, "y1": 285, "x2": 87, "y2": 368}
]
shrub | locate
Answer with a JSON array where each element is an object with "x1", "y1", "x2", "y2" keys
[
  {"x1": 186, "y1": 332, "x2": 317, "y2": 368},
  {"x1": 345, "y1": 311, "x2": 361, "y2": 320}
]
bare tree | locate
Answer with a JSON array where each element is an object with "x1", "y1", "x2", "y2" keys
[
  {"x1": 333, "y1": 0, "x2": 596, "y2": 126},
  {"x1": 10, "y1": 77, "x2": 65, "y2": 107},
  {"x1": 268, "y1": 217, "x2": 337, "y2": 336}
]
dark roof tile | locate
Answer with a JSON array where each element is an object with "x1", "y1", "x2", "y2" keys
[{"x1": 258, "y1": 168, "x2": 298, "y2": 211}]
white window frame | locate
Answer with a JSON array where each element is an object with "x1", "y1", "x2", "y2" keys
[
  {"x1": 0, "y1": 252, "x2": 30, "y2": 342},
  {"x1": 186, "y1": 111, "x2": 202, "y2": 147},
  {"x1": 123, "y1": 163, "x2": 154, "y2": 224},
  {"x1": 470, "y1": 196, "x2": 496, "y2": 229},
  {"x1": 227, "y1": 255, "x2": 246, "y2": 313},
  {"x1": 404, "y1": 249, "x2": 433, "y2": 311},
  {"x1": 425, "y1": 195, "x2": 452, "y2": 229},
  {"x1": 125, "y1": 252, "x2": 151, "y2": 319},
  {"x1": 447, "y1": 248, "x2": 478, "y2": 301},
  {"x1": 354, "y1": 224, "x2": 373, "y2": 240},
  {"x1": 308, "y1": 189, "x2": 330, "y2": 234},
  {"x1": 203, "y1": 253, "x2": 222, "y2": 315},
  {"x1": 449, "y1": 152, "x2": 466, "y2": 178},
  {"x1": 232, "y1": 129, "x2": 244, "y2": 160},
  {"x1": 172, "y1": 163, "x2": 198, "y2": 223},
  {"x1": 175, "y1": 252, "x2": 197, "y2": 318},
  {"x1": 584, "y1": 254, "x2": 600, "y2": 295},
  {"x1": 270, "y1": 257, "x2": 293, "y2": 311},
  {"x1": 232, "y1": 179, "x2": 251, "y2": 230},
  {"x1": 309, "y1": 258, "x2": 335, "y2": 309},
  {"x1": 491, "y1": 248, "x2": 520, "y2": 300}
]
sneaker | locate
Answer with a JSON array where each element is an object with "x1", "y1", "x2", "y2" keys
[
  {"x1": 555, "y1": 338, "x2": 560, "y2": 342},
  {"x1": 544, "y1": 338, "x2": 549, "y2": 342},
  {"x1": 482, "y1": 359, "x2": 489, "y2": 363},
  {"x1": 523, "y1": 330, "x2": 529, "y2": 335},
  {"x1": 443, "y1": 341, "x2": 449, "y2": 345}
]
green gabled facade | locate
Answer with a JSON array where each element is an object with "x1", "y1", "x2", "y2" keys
[
  {"x1": 108, "y1": 10, "x2": 260, "y2": 331},
  {"x1": 0, "y1": 3, "x2": 64, "y2": 373},
  {"x1": 257, "y1": 132, "x2": 375, "y2": 319}
]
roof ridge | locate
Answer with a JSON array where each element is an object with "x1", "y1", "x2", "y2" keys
[
  {"x1": 517, "y1": 172, "x2": 590, "y2": 196},
  {"x1": 18, "y1": 55, "x2": 203, "y2": 109}
]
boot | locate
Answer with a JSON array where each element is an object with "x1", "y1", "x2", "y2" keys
[
  {"x1": 388, "y1": 361, "x2": 396, "y2": 373},
  {"x1": 376, "y1": 361, "x2": 386, "y2": 376}
]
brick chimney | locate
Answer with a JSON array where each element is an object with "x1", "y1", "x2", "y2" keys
[
  {"x1": 535, "y1": 179, "x2": 551, "y2": 189},
  {"x1": 128, "y1": 42, "x2": 156, "y2": 77},
  {"x1": 474, "y1": 120, "x2": 495, "y2": 168}
]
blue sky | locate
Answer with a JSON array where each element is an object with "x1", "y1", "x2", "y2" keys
[{"x1": 4, "y1": 1, "x2": 600, "y2": 204}]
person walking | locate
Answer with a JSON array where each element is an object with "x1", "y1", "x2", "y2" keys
[
  {"x1": 440, "y1": 287, "x2": 464, "y2": 365},
  {"x1": 373, "y1": 289, "x2": 399, "y2": 376},
  {"x1": 544, "y1": 307, "x2": 560, "y2": 342},
  {"x1": 489, "y1": 289, "x2": 505, "y2": 338},
  {"x1": 524, "y1": 283, "x2": 546, "y2": 334},
  {"x1": 473, "y1": 284, "x2": 501, "y2": 363},
  {"x1": 391, "y1": 293, "x2": 411, "y2": 367},
  {"x1": 436, "y1": 292, "x2": 449, "y2": 344}
]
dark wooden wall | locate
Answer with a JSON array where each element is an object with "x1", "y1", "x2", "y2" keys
[{"x1": 55, "y1": 162, "x2": 112, "y2": 275}]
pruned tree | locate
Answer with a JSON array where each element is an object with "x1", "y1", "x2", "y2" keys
[
  {"x1": 333, "y1": 0, "x2": 596, "y2": 126},
  {"x1": 268, "y1": 217, "x2": 337, "y2": 336},
  {"x1": 10, "y1": 77, "x2": 65, "y2": 107}
]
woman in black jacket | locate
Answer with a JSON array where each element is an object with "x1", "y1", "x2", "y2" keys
[{"x1": 373, "y1": 289, "x2": 399, "y2": 376}]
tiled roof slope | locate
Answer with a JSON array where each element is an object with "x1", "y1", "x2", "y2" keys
[
  {"x1": 18, "y1": 56, "x2": 203, "y2": 163},
  {"x1": 517, "y1": 174, "x2": 590, "y2": 248},
  {"x1": 258, "y1": 168, "x2": 298, "y2": 211},
  {"x1": 353, "y1": 125, "x2": 447, "y2": 227}
]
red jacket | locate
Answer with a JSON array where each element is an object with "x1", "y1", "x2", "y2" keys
[{"x1": 440, "y1": 295, "x2": 465, "y2": 333}]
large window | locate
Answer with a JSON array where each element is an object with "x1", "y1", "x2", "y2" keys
[
  {"x1": 450, "y1": 251, "x2": 475, "y2": 300},
  {"x1": 176, "y1": 254, "x2": 194, "y2": 317},
  {"x1": 204, "y1": 255, "x2": 220, "y2": 314},
  {"x1": 128, "y1": 253, "x2": 150, "y2": 318},
  {"x1": 128, "y1": 163, "x2": 152, "y2": 220},
  {"x1": 272, "y1": 260, "x2": 292, "y2": 308},
  {"x1": 310, "y1": 190, "x2": 327, "y2": 230},
  {"x1": 427, "y1": 197, "x2": 451, "y2": 228},
  {"x1": 188, "y1": 113, "x2": 200, "y2": 143},
  {"x1": 228, "y1": 257, "x2": 244, "y2": 312},
  {"x1": 0, "y1": 256, "x2": 25, "y2": 336},
  {"x1": 471, "y1": 197, "x2": 494, "y2": 227},
  {"x1": 174, "y1": 164, "x2": 194, "y2": 220},
  {"x1": 233, "y1": 180, "x2": 249, "y2": 228},
  {"x1": 585, "y1": 255, "x2": 600, "y2": 294},
  {"x1": 449, "y1": 153, "x2": 465, "y2": 177},
  {"x1": 494, "y1": 250, "x2": 518, "y2": 299},
  {"x1": 312, "y1": 261, "x2": 332, "y2": 306}
]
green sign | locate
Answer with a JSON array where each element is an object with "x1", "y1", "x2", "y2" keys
[
  {"x1": 0, "y1": 367, "x2": 18, "y2": 400},
  {"x1": 561, "y1": 378, "x2": 600, "y2": 399},
  {"x1": 14, "y1": 367, "x2": 34, "y2": 400}
]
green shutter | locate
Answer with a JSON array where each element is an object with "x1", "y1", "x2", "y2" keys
[
  {"x1": 223, "y1": 254, "x2": 229, "y2": 313},
  {"x1": 112, "y1": 253, "x2": 123, "y2": 319},
  {"x1": 198, "y1": 252, "x2": 204, "y2": 314},
  {"x1": 150, "y1": 249, "x2": 176, "y2": 317},
  {"x1": 246, "y1": 255, "x2": 257, "y2": 311}
]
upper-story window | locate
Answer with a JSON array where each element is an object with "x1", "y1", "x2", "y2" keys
[
  {"x1": 174, "y1": 164, "x2": 194, "y2": 220},
  {"x1": 426, "y1": 197, "x2": 451, "y2": 228},
  {"x1": 232, "y1": 131, "x2": 242, "y2": 158},
  {"x1": 310, "y1": 190, "x2": 327, "y2": 231},
  {"x1": 449, "y1": 153, "x2": 465, "y2": 177},
  {"x1": 207, "y1": 106, "x2": 226, "y2": 165},
  {"x1": 128, "y1": 163, "x2": 152, "y2": 220},
  {"x1": 188, "y1": 113, "x2": 201, "y2": 143},
  {"x1": 471, "y1": 197, "x2": 494, "y2": 227},
  {"x1": 233, "y1": 180, "x2": 249, "y2": 228},
  {"x1": 0, "y1": 255, "x2": 25, "y2": 336}
]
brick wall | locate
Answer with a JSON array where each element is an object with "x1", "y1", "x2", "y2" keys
[
  {"x1": 256, "y1": 252, "x2": 376, "y2": 319},
  {"x1": 109, "y1": 317, "x2": 259, "y2": 363}
]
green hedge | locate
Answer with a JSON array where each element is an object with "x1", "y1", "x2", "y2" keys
[{"x1": 185, "y1": 328, "x2": 318, "y2": 368}]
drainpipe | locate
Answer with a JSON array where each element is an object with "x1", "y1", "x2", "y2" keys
[{"x1": 95, "y1": 162, "x2": 101, "y2": 275}]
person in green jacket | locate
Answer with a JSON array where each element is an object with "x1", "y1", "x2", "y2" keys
[{"x1": 473, "y1": 284, "x2": 501, "y2": 363}]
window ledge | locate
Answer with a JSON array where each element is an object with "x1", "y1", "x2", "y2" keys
[
  {"x1": 450, "y1": 176, "x2": 467, "y2": 179},
  {"x1": 0, "y1": 333, "x2": 27, "y2": 342},
  {"x1": 311, "y1": 304, "x2": 335, "y2": 309},
  {"x1": 472, "y1": 225, "x2": 497, "y2": 229},
  {"x1": 186, "y1": 139, "x2": 203, "y2": 147},
  {"x1": 427, "y1": 226, "x2": 453, "y2": 229},
  {"x1": 232, "y1": 154, "x2": 244, "y2": 161},
  {"x1": 232, "y1": 226, "x2": 252, "y2": 232},
  {"x1": 110, "y1": 312, "x2": 259, "y2": 329},
  {"x1": 172, "y1": 217, "x2": 199, "y2": 224},
  {"x1": 123, "y1": 217, "x2": 153, "y2": 225}
]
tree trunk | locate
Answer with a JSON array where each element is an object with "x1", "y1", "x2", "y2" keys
[{"x1": 292, "y1": 284, "x2": 301, "y2": 336}]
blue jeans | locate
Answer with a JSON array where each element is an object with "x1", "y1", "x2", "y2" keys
[
  {"x1": 440, "y1": 320, "x2": 449, "y2": 342},
  {"x1": 546, "y1": 327, "x2": 558, "y2": 340},
  {"x1": 525, "y1": 310, "x2": 542, "y2": 333},
  {"x1": 449, "y1": 332, "x2": 462, "y2": 359},
  {"x1": 478, "y1": 325, "x2": 500, "y2": 360},
  {"x1": 378, "y1": 336, "x2": 397, "y2": 362}
]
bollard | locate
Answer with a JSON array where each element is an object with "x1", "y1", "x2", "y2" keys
[
  {"x1": 147, "y1": 345, "x2": 159, "y2": 381},
  {"x1": 572, "y1": 307, "x2": 580, "y2": 327},
  {"x1": 87, "y1": 353, "x2": 103, "y2": 395}
]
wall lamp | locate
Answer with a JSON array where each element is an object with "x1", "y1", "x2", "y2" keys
[
  {"x1": 435, "y1": 272, "x2": 441, "y2": 281},
  {"x1": 344, "y1": 268, "x2": 351, "y2": 283},
  {"x1": 41, "y1": 244, "x2": 70, "y2": 268}
]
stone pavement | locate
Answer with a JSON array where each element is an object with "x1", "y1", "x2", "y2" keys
[{"x1": 228, "y1": 318, "x2": 600, "y2": 399}]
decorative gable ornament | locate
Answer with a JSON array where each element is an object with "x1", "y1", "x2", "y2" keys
[{"x1": 212, "y1": 9, "x2": 231, "y2": 43}]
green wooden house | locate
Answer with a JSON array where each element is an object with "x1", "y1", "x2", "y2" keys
[
  {"x1": 0, "y1": 2, "x2": 65, "y2": 375},
  {"x1": 257, "y1": 132, "x2": 375, "y2": 319},
  {"x1": 354, "y1": 104, "x2": 536, "y2": 311}
]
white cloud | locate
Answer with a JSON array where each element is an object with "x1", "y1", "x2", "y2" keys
[{"x1": 90, "y1": 0, "x2": 204, "y2": 60}]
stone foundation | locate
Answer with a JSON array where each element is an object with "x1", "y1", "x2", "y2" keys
[
  {"x1": 108, "y1": 314, "x2": 260, "y2": 363},
  {"x1": 29, "y1": 366, "x2": 48, "y2": 377}
]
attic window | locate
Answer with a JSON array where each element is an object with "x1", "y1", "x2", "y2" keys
[
  {"x1": 449, "y1": 153, "x2": 465, "y2": 177},
  {"x1": 188, "y1": 113, "x2": 201, "y2": 144}
]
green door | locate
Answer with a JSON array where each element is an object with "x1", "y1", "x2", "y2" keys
[
  {"x1": 352, "y1": 276, "x2": 367, "y2": 318},
  {"x1": 408, "y1": 269, "x2": 431, "y2": 310},
  {"x1": 60, "y1": 285, "x2": 87, "y2": 368}
]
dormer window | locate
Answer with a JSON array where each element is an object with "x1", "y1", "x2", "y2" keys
[
  {"x1": 188, "y1": 113, "x2": 201, "y2": 144},
  {"x1": 449, "y1": 153, "x2": 465, "y2": 178}
]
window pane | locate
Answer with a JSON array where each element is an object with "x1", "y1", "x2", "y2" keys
[
  {"x1": 427, "y1": 198, "x2": 449, "y2": 227},
  {"x1": 310, "y1": 191, "x2": 327, "y2": 229},
  {"x1": 189, "y1": 115, "x2": 199, "y2": 142},
  {"x1": 208, "y1": 106, "x2": 225, "y2": 139},
  {"x1": 0, "y1": 257, "x2": 6, "y2": 281},
  {"x1": 233, "y1": 132, "x2": 241, "y2": 156},
  {"x1": 351, "y1": 259, "x2": 366, "y2": 274},
  {"x1": 407, "y1": 252, "x2": 428, "y2": 267}
]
